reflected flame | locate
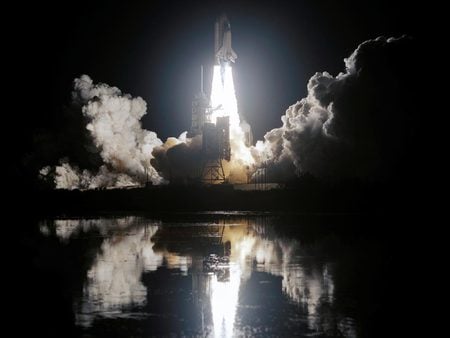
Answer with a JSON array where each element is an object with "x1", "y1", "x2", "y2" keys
[
  {"x1": 47, "y1": 218, "x2": 339, "y2": 335},
  {"x1": 210, "y1": 265, "x2": 241, "y2": 338},
  {"x1": 206, "y1": 224, "x2": 336, "y2": 336},
  {"x1": 223, "y1": 225, "x2": 335, "y2": 330}
]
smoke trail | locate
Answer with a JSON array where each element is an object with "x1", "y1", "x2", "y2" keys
[
  {"x1": 40, "y1": 75, "x2": 165, "y2": 189},
  {"x1": 252, "y1": 36, "x2": 418, "y2": 181}
]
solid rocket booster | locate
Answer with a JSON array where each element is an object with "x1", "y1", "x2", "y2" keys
[{"x1": 214, "y1": 14, "x2": 237, "y2": 65}]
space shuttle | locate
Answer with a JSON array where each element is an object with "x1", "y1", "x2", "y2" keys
[{"x1": 214, "y1": 14, "x2": 237, "y2": 65}]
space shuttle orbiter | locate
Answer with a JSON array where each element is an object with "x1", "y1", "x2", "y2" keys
[{"x1": 214, "y1": 14, "x2": 237, "y2": 65}]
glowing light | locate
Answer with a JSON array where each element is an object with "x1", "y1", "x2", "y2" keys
[
  {"x1": 210, "y1": 65, "x2": 238, "y2": 126},
  {"x1": 48, "y1": 219, "x2": 339, "y2": 334},
  {"x1": 210, "y1": 264, "x2": 241, "y2": 338},
  {"x1": 222, "y1": 225, "x2": 336, "y2": 332},
  {"x1": 209, "y1": 63, "x2": 254, "y2": 169}
]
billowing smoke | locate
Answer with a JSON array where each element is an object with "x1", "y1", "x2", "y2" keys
[
  {"x1": 252, "y1": 36, "x2": 419, "y2": 181},
  {"x1": 41, "y1": 75, "x2": 165, "y2": 189},
  {"x1": 40, "y1": 70, "x2": 252, "y2": 188},
  {"x1": 40, "y1": 74, "x2": 211, "y2": 189},
  {"x1": 151, "y1": 133, "x2": 203, "y2": 183},
  {"x1": 41, "y1": 36, "x2": 417, "y2": 189}
]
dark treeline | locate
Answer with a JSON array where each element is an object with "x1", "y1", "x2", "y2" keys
[{"x1": 25, "y1": 174, "x2": 421, "y2": 217}]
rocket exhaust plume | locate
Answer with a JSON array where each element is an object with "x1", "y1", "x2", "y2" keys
[
  {"x1": 209, "y1": 14, "x2": 254, "y2": 182},
  {"x1": 38, "y1": 22, "x2": 416, "y2": 189},
  {"x1": 210, "y1": 63, "x2": 254, "y2": 181},
  {"x1": 153, "y1": 14, "x2": 255, "y2": 184}
]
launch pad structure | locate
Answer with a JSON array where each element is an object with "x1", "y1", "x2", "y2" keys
[
  {"x1": 202, "y1": 116, "x2": 231, "y2": 183},
  {"x1": 189, "y1": 66, "x2": 231, "y2": 184},
  {"x1": 187, "y1": 14, "x2": 246, "y2": 184}
]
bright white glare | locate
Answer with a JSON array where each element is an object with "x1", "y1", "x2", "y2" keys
[
  {"x1": 210, "y1": 65, "x2": 238, "y2": 127},
  {"x1": 222, "y1": 225, "x2": 336, "y2": 333},
  {"x1": 210, "y1": 64, "x2": 254, "y2": 168},
  {"x1": 50, "y1": 219, "x2": 338, "y2": 335},
  {"x1": 210, "y1": 264, "x2": 241, "y2": 338}
]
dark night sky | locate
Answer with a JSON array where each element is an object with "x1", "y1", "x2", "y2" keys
[
  {"x1": 5, "y1": 5, "x2": 433, "y2": 334},
  {"x1": 8, "y1": 0, "x2": 420, "y2": 163}
]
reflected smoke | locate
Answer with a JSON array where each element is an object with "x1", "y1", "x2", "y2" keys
[
  {"x1": 42, "y1": 217, "x2": 191, "y2": 327},
  {"x1": 40, "y1": 217, "x2": 147, "y2": 242},
  {"x1": 224, "y1": 223, "x2": 336, "y2": 333},
  {"x1": 80, "y1": 225, "x2": 161, "y2": 322},
  {"x1": 42, "y1": 217, "x2": 354, "y2": 336}
]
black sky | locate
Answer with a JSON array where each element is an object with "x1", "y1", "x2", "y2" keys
[{"x1": 9, "y1": 0, "x2": 420, "y2": 162}]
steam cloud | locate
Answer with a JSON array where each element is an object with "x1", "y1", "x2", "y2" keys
[
  {"x1": 252, "y1": 35, "x2": 418, "y2": 181},
  {"x1": 41, "y1": 75, "x2": 165, "y2": 189},
  {"x1": 41, "y1": 35, "x2": 417, "y2": 189},
  {"x1": 151, "y1": 133, "x2": 203, "y2": 183}
]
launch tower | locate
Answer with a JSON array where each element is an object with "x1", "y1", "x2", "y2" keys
[{"x1": 189, "y1": 14, "x2": 238, "y2": 184}]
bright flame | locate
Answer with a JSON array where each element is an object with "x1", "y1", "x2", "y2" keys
[
  {"x1": 210, "y1": 65, "x2": 238, "y2": 126},
  {"x1": 210, "y1": 63, "x2": 254, "y2": 174}
]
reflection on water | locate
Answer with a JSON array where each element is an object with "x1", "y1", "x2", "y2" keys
[
  {"x1": 39, "y1": 216, "x2": 357, "y2": 337},
  {"x1": 210, "y1": 262, "x2": 240, "y2": 338},
  {"x1": 79, "y1": 225, "x2": 160, "y2": 326},
  {"x1": 224, "y1": 225, "x2": 336, "y2": 334}
]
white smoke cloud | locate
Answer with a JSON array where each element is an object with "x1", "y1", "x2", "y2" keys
[
  {"x1": 252, "y1": 36, "x2": 417, "y2": 181},
  {"x1": 151, "y1": 132, "x2": 203, "y2": 183},
  {"x1": 41, "y1": 70, "x2": 254, "y2": 188},
  {"x1": 252, "y1": 73, "x2": 341, "y2": 178},
  {"x1": 40, "y1": 36, "x2": 415, "y2": 189},
  {"x1": 42, "y1": 75, "x2": 165, "y2": 189}
]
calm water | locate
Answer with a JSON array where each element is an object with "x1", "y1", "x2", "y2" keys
[{"x1": 20, "y1": 213, "x2": 398, "y2": 337}]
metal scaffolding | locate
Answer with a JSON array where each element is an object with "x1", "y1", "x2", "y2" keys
[{"x1": 201, "y1": 116, "x2": 230, "y2": 184}]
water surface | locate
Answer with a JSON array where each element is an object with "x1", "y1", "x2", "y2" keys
[{"x1": 24, "y1": 213, "x2": 393, "y2": 337}]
